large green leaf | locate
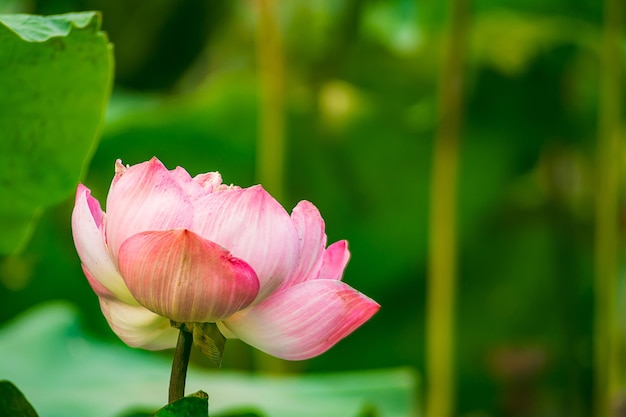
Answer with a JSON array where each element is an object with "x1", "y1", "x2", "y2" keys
[
  {"x1": 0, "y1": 12, "x2": 113, "y2": 254},
  {"x1": 0, "y1": 302, "x2": 419, "y2": 417}
]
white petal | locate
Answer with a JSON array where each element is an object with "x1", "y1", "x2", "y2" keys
[{"x1": 98, "y1": 297, "x2": 178, "y2": 350}]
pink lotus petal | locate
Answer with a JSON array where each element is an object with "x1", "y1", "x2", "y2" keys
[
  {"x1": 105, "y1": 158, "x2": 194, "y2": 262},
  {"x1": 72, "y1": 185, "x2": 137, "y2": 305},
  {"x1": 285, "y1": 201, "x2": 327, "y2": 287},
  {"x1": 221, "y1": 279, "x2": 380, "y2": 360},
  {"x1": 317, "y1": 240, "x2": 350, "y2": 280},
  {"x1": 192, "y1": 171, "x2": 223, "y2": 191},
  {"x1": 118, "y1": 229, "x2": 259, "y2": 323},
  {"x1": 192, "y1": 185, "x2": 299, "y2": 302},
  {"x1": 170, "y1": 167, "x2": 224, "y2": 201},
  {"x1": 169, "y1": 166, "x2": 194, "y2": 189},
  {"x1": 98, "y1": 296, "x2": 178, "y2": 350}
]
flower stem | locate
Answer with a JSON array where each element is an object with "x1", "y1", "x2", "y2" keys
[{"x1": 168, "y1": 328, "x2": 193, "y2": 403}]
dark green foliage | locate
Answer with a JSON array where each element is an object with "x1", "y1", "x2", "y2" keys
[
  {"x1": 153, "y1": 392, "x2": 208, "y2": 417},
  {"x1": 0, "y1": 381, "x2": 39, "y2": 417}
]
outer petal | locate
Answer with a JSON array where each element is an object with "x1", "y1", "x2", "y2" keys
[
  {"x1": 83, "y1": 259, "x2": 177, "y2": 350},
  {"x1": 221, "y1": 279, "x2": 380, "y2": 360},
  {"x1": 317, "y1": 240, "x2": 350, "y2": 280},
  {"x1": 285, "y1": 201, "x2": 327, "y2": 287},
  {"x1": 118, "y1": 229, "x2": 259, "y2": 323},
  {"x1": 98, "y1": 296, "x2": 178, "y2": 350},
  {"x1": 192, "y1": 185, "x2": 299, "y2": 302},
  {"x1": 72, "y1": 184, "x2": 137, "y2": 305},
  {"x1": 83, "y1": 265, "x2": 114, "y2": 299},
  {"x1": 105, "y1": 158, "x2": 194, "y2": 262}
]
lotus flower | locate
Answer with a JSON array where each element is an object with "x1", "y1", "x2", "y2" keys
[{"x1": 71, "y1": 157, "x2": 379, "y2": 360}]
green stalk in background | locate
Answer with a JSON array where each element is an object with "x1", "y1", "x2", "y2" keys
[
  {"x1": 256, "y1": 0, "x2": 285, "y2": 201},
  {"x1": 425, "y1": 0, "x2": 470, "y2": 416},
  {"x1": 254, "y1": 0, "x2": 290, "y2": 373},
  {"x1": 594, "y1": 0, "x2": 623, "y2": 415}
]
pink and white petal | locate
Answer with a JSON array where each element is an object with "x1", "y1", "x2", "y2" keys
[
  {"x1": 169, "y1": 166, "x2": 194, "y2": 190},
  {"x1": 72, "y1": 185, "x2": 137, "y2": 305},
  {"x1": 192, "y1": 171, "x2": 223, "y2": 192},
  {"x1": 83, "y1": 265, "x2": 114, "y2": 299},
  {"x1": 118, "y1": 229, "x2": 259, "y2": 323},
  {"x1": 169, "y1": 167, "x2": 223, "y2": 201},
  {"x1": 221, "y1": 279, "x2": 380, "y2": 360},
  {"x1": 192, "y1": 185, "x2": 299, "y2": 302},
  {"x1": 98, "y1": 297, "x2": 178, "y2": 350},
  {"x1": 285, "y1": 201, "x2": 327, "y2": 287},
  {"x1": 105, "y1": 158, "x2": 194, "y2": 262},
  {"x1": 317, "y1": 240, "x2": 350, "y2": 280}
]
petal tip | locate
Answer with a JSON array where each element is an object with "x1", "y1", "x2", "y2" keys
[{"x1": 75, "y1": 183, "x2": 89, "y2": 202}]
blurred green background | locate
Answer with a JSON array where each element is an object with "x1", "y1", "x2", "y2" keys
[{"x1": 1, "y1": 0, "x2": 624, "y2": 416}]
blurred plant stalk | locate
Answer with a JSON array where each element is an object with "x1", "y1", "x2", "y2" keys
[
  {"x1": 426, "y1": 0, "x2": 470, "y2": 416},
  {"x1": 256, "y1": 0, "x2": 285, "y2": 200},
  {"x1": 254, "y1": 0, "x2": 289, "y2": 373},
  {"x1": 594, "y1": 0, "x2": 624, "y2": 415}
]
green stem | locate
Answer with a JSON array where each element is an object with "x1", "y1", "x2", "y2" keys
[
  {"x1": 425, "y1": 0, "x2": 470, "y2": 417},
  {"x1": 168, "y1": 328, "x2": 193, "y2": 403}
]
